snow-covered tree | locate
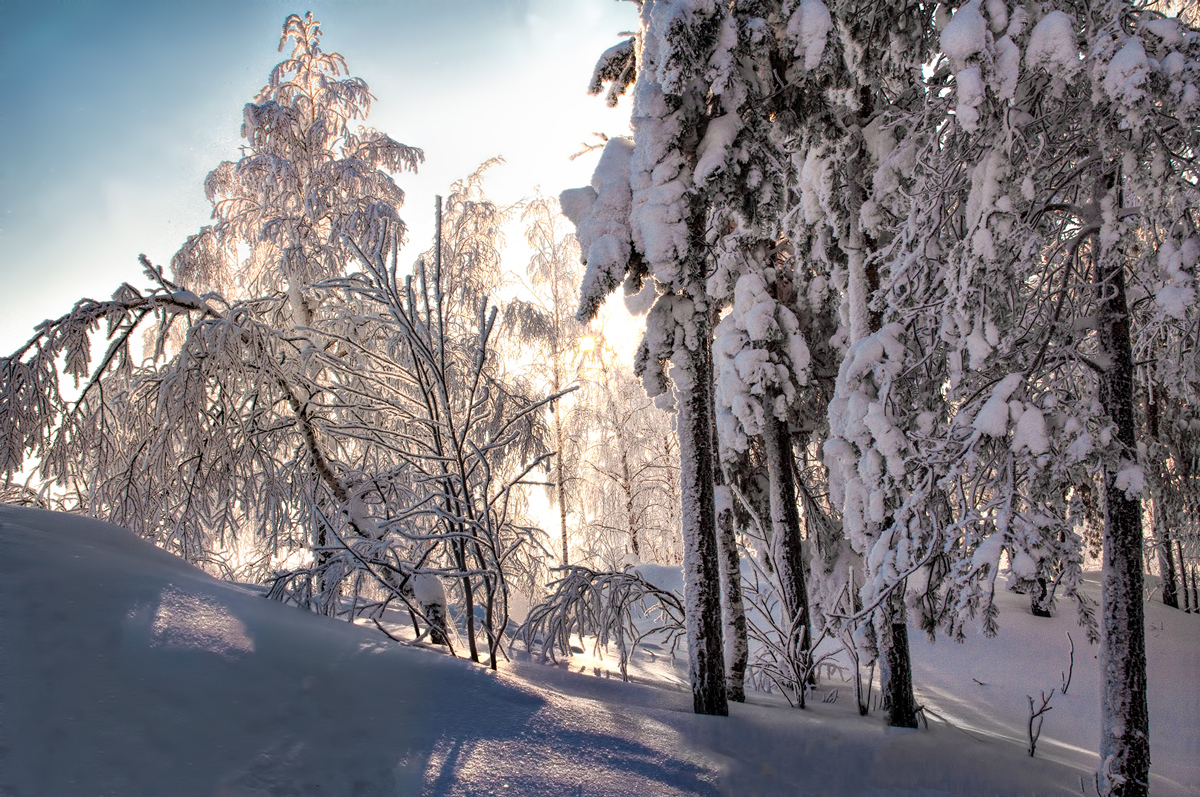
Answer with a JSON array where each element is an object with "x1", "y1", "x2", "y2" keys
[
  {"x1": 0, "y1": 15, "x2": 558, "y2": 668},
  {"x1": 577, "y1": 341, "x2": 684, "y2": 569},
  {"x1": 816, "y1": 1, "x2": 1199, "y2": 789},
  {"x1": 562, "y1": 0, "x2": 733, "y2": 716},
  {"x1": 505, "y1": 196, "x2": 592, "y2": 567},
  {"x1": 173, "y1": 12, "x2": 421, "y2": 300}
]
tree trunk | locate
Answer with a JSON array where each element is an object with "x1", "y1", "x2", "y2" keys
[
  {"x1": 883, "y1": 597, "x2": 918, "y2": 728},
  {"x1": 1157, "y1": 515, "x2": 1179, "y2": 610},
  {"x1": 1031, "y1": 577, "x2": 1053, "y2": 618},
  {"x1": 554, "y1": 393, "x2": 569, "y2": 567},
  {"x1": 1095, "y1": 247, "x2": 1150, "y2": 797},
  {"x1": 677, "y1": 316, "x2": 728, "y2": 716},
  {"x1": 716, "y1": 498, "x2": 748, "y2": 702},
  {"x1": 708, "y1": 331, "x2": 747, "y2": 702},
  {"x1": 1146, "y1": 388, "x2": 1180, "y2": 609},
  {"x1": 762, "y1": 411, "x2": 813, "y2": 704},
  {"x1": 454, "y1": 539, "x2": 480, "y2": 664},
  {"x1": 622, "y1": 449, "x2": 640, "y2": 559}
]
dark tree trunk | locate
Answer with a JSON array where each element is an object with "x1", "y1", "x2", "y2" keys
[
  {"x1": 1095, "y1": 239, "x2": 1150, "y2": 797},
  {"x1": 1159, "y1": 521, "x2": 1179, "y2": 610},
  {"x1": 762, "y1": 411, "x2": 813, "y2": 703},
  {"x1": 1031, "y1": 578, "x2": 1053, "y2": 617},
  {"x1": 1146, "y1": 389, "x2": 1180, "y2": 609},
  {"x1": 884, "y1": 598, "x2": 918, "y2": 728},
  {"x1": 454, "y1": 539, "x2": 479, "y2": 663},
  {"x1": 716, "y1": 506, "x2": 748, "y2": 702},
  {"x1": 622, "y1": 450, "x2": 640, "y2": 559},
  {"x1": 678, "y1": 313, "x2": 728, "y2": 716}
]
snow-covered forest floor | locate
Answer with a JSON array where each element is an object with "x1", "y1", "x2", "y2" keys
[{"x1": 2, "y1": 504, "x2": 1196, "y2": 796}]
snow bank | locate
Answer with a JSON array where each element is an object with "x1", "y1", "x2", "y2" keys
[
  {"x1": 909, "y1": 572, "x2": 1199, "y2": 796},
  {"x1": 0, "y1": 505, "x2": 717, "y2": 797},
  {"x1": 4, "y1": 506, "x2": 1196, "y2": 796}
]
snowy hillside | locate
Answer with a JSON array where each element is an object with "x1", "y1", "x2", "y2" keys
[{"x1": 1, "y1": 505, "x2": 1196, "y2": 796}]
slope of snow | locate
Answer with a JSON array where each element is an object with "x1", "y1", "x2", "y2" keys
[
  {"x1": 0, "y1": 506, "x2": 716, "y2": 797},
  {"x1": 2, "y1": 505, "x2": 1197, "y2": 795},
  {"x1": 911, "y1": 573, "x2": 1199, "y2": 795}
]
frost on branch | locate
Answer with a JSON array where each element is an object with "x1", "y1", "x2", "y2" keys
[
  {"x1": 588, "y1": 37, "x2": 638, "y2": 107},
  {"x1": 518, "y1": 565, "x2": 685, "y2": 681}
]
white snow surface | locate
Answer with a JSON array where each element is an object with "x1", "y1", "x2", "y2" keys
[
  {"x1": 786, "y1": 0, "x2": 832, "y2": 72},
  {"x1": 940, "y1": 0, "x2": 987, "y2": 69},
  {"x1": 693, "y1": 113, "x2": 741, "y2": 184},
  {"x1": 2, "y1": 505, "x2": 1198, "y2": 796},
  {"x1": 1025, "y1": 11, "x2": 1081, "y2": 79}
]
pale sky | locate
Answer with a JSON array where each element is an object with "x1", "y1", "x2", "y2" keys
[{"x1": 0, "y1": 0, "x2": 639, "y2": 350}]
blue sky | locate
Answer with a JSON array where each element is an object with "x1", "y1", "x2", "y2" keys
[{"x1": 0, "y1": 0, "x2": 637, "y2": 349}]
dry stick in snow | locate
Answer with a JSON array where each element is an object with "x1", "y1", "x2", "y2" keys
[
  {"x1": 1028, "y1": 689, "x2": 1055, "y2": 757},
  {"x1": 1061, "y1": 632, "x2": 1075, "y2": 695}
]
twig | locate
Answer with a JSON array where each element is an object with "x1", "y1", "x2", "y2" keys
[
  {"x1": 1061, "y1": 632, "x2": 1075, "y2": 695},
  {"x1": 1028, "y1": 689, "x2": 1054, "y2": 757}
]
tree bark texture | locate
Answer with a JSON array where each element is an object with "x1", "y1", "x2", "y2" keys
[
  {"x1": 1095, "y1": 250, "x2": 1150, "y2": 797},
  {"x1": 716, "y1": 509, "x2": 748, "y2": 703},
  {"x1": 883, "y1": 598, "x2": 918, "y2": 728},
  {"x1": 677, "y1": 318, "x2": 728, "y2": 716},
  {"x1": 762, "y1": 411, "x2": 813, "y2": 702}
]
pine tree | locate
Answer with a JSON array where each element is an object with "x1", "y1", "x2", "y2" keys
[
  {"x1": 826, "y1": 2, "x2": 1200, "y2": 788},
  {"x1": 563, "y1": 0, "x2": 731, "y2": 716}
]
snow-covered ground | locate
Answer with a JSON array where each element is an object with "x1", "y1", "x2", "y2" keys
[{"x1": 1, "y1": 504, "x2": 1196, "y2": 796}]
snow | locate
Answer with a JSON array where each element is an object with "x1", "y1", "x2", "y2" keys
[
  {"x1": 1025, "y1": 11, "x2": 1081, "y2": 79},
  {"x1": 1114, "y1": 462, "x2": 1145, "y2": 499},
  {"x1": 410, "y1": 572, "x2": 447, "y2": 609},
  {"x1": 972, "y1": 372, "x2": 1024, "y2": 437},
  {"x1": 693, "y1": 113, "x2": 741, "y2": 184},
  {"x1": 786, "y1": 0, "x2": 831, "y2": 72},
  {"x1": 940, "y1": 0, "x2": 987, "y2": 68},
  {"x1": 1011, "y1": 404, "x2": 1050, "y2": 456},
  {"x1": 4, "y1": 505, "x2": 1198, "y2": 795},
  {"x1": 954, "y1": 66, "x2": 985, "y2": 132},
  {"x1": 563, "y1": 136, "x2": 636, "y2": 323},
  {"x1": 994, "y1": 34, "x2": 1021, "y2": 100},
  {"x1": 1141, "y1": 17, "x2": 1183, "y2": 47},
  {"x1": 984, "y1": 0, "x2": 1007, "y2": 34},
  {"x1": 1104, "y1": 38, "x2": 1149, "y2": 105},
  {"x1": 909, "y1": 573, "x2": 1199, "y2": 796},
  {"x1": 965, "y1": 318, "x2": 993, "y2": 370},
  {"x1": 1155, "y1": 238, "x2": 1198, "y2": 320},
  {"x1": 171, "y1": 289, "x2": 204, "y2": 309}
]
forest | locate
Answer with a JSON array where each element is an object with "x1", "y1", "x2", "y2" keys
[{"x1": 2, "y1": 2, "x2": 1199, "y2": 796}]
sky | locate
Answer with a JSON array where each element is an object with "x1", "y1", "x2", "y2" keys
[{"x1": 0, "y1": 0, "x2": 639, "y2": 350}]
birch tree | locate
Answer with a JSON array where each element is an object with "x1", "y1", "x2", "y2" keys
[
  {"x1": 505, "y1": 196, "x2": 591, "y2": 566},
  {"x1": 577, "y1": 341, "x2": 684, "y2": 568},
  {"x1": 0, "y1": 14, "x2": 558, "y2": 665}
]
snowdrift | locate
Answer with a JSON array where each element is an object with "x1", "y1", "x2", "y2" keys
[{"x1": 1, "y1": 505, "x2": 1196, "y2": 795}]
